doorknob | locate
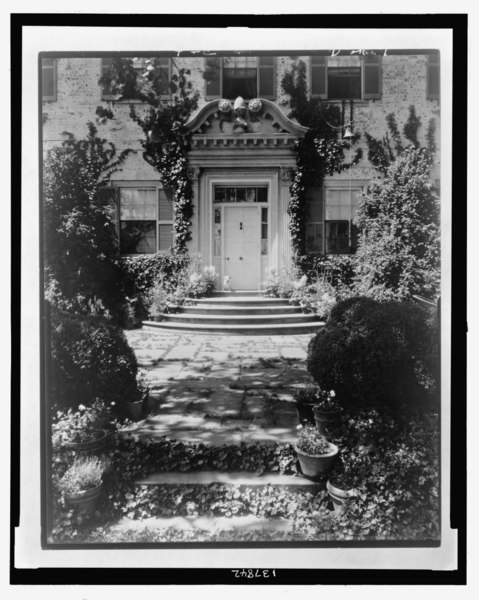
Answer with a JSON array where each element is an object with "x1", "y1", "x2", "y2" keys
[
  {"x1": 239, "y1": 257, "x2": 243, "y2": 261},
  {"x1": 225, "y1": 257, "x2": 230, "y2": 261},
  {"x1": 239, "y1": 222, "x2": 243, "y2": 230}
]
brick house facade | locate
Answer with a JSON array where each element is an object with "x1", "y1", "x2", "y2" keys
[{"x1": 42, "y1": 52, "x2": 440, "y2": 291}]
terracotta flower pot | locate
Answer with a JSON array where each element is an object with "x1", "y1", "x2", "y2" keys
[
  {"x1": 326, "y1": 479, "x2": 356, "y2": 513},
  {"x1": 313, "y1": 406, "x2": 343, "y2": 436},
  {"x1": 295, "y1": 443, "x2": 338, "y2": 479},
  {"x1": 295, "y1": 402, "x2": 316, "y2": 426},
  {"x1": 65, "y1": 483, "x2": 103, "y2": 511},
  {"x1": 63, "y1": 429, "x2": 107, "y2": 454}
]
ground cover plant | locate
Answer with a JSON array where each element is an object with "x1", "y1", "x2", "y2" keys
[{"x1": 50, "y1": 403, "x2": 439, "y2": 544}]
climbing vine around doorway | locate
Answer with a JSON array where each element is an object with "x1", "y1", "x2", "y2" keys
[{"x1": 281, "y1": 59, "x2": 362, "y2": 266}]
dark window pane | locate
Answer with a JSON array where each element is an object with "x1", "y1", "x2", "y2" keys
[
  {"x1": 428, "y1": 65, "x2": 440, "y2": 97},
  {"x1": 256, "y1": 187, "x2": 268, "y2": 203},
  {"x1": 259, "y1": 56, "x2": 274, "y2": 66},
  {"x1": 205, "y1": 57, "x2": 221, "y2": 97},
  {"x1": 42, "y1": 58, "x2": 55, "y2": 99},
  {"x1": 364, "y1": 66, "x2": 379, "y2": 95},
  {"x1": 236, "y1": 188, "x2": 246, "y2": 202},
  {"x1": 42, "y1": 71, "x2": 54, "y2": 98},
  {"x1": 328, "y1": 67, "x2": 361, "y2": 99},
  {"x1": 261, "y1": 207, "x2": 268, "y2": 223},
  {"x1": 158, "y1": 224, "x2": 173, "y2": 252},
  {"x1": 326, "y1": 221, "x2": 350, "y2": 254},
  {"x1": 223, "y1": 70, "x2": 257, "y2": 99},
  {"x1": 259, "y1": 67, "x2": 274, "y2": 97},
  {"x1": 120, "y1": 221, "x2": 156, "y2": 254}
]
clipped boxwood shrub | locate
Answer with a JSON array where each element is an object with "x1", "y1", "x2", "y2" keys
[
  {"x1": 296, "y1": 253, "x2": 355, "y2": 287},
  {"x1": 121, "y1": 252, "x2": 189, "y2": 297},
  {"x1": 49, "y1": 307, "x2": 141, "y2": 416},
  {"x1": 307, "y1": 297, "x2": 439, "y2": 410}
]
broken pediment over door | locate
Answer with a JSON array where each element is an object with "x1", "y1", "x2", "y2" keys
[{"x1": 185, "y1": 97, "x2": 309, "y2": 140}]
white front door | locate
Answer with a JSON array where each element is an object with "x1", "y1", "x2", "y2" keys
[{"x1": 223, "y1": 206, "x2": 260, "y2": 290}]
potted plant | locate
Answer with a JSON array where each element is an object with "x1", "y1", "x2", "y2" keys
[
  {"x1": 292, "y1": 387, "x2": 317, "y2": 426},
  {"x1": 52, "y1": 404, "x2": 109, "y2": 454},
  {"x1": 326, "y1": 460, "x2": 359, "y2": 513},
  {"x1": 312, "y1": 389, "x2": 343, "y2": 436},
  {"x1": 128, "y1": 370, "x2": 149, "y2": 421},
  {"x1": 294, "y1": 425, "x2": 338, "y2": 479},
  {"x1": 58, "y1": 456, "x2": 107, "y2": 510}
]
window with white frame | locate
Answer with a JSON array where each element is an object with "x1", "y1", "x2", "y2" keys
[
  {"x1": 324, "y1": 187, "x2": 361, "y2": 254},
  {"x1": 306, "y1": 185, "x2": 362, "y2": 254},
  {"x1": 42, "y1": 57, "x2": 56, "y2": 101},
  {"x1": 205, "y1": 56, "x2": 275, "y2": 100},
  {"x1": 311, "y1": 55, "x2": 381, "y2": 101},
  {"x1": 101, "y1": 57, "x2": 171, "y2": 101},
  {"x1": 97, "y1": 184, "x2": 173, "y2": 254}
]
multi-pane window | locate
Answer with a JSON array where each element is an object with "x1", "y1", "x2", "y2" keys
[
  {"x1": 325, "y1": 188, "x2": 361, "y2": 254},
  {"x1": 311, "y1": 55, "x2": 381, "y2": 100},
  {"x1": 99, "y1": 186, "x2": 173, "y2": 255},
  {"x1": 101, "y1": 57, "x2": 171, "y2": 101},
  {"x1": 306, "y1": 186, "x2": 362, "y2": 254},
  {"x1": 426, "y1": 53, "x2": 440, "y2": 100},
  {"x1": 205, "y1": 56, "x2": 275, "y2": 100},
  {"x1": 42, "y1": 57, "x2": 56, "y2": 101}
]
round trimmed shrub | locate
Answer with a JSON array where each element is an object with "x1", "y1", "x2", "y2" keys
[
  {"x1": 307, "y1": 297, "x2": 439, "y2": 410},
  {"x1": 49, "y1": 307, "x2": 141, "y2": 416}
]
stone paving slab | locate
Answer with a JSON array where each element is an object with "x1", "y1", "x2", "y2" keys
[
  {"x1": 124, "y1": 329, "x2": 316, "y2": 445},
  {"x1": 110, "y1": 515, "x2": 292, "y2": 535}
]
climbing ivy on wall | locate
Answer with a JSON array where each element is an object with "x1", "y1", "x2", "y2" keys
[
  {"x1": 365, "y1": 105, "x2": 437, "y2": 174},
  {"x1": 281, "y1": 59, "x2": 362, "y2": 264},
  {"x1": 99, "y1": 58, "x2": 199, "y2": 254}
]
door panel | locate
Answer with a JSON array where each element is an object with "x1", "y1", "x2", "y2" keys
[{"x1": 224, "y1": 207, "x2": 260, "y2": 290}]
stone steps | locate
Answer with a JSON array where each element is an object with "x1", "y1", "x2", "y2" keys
[
  {"x1": 161, "y1": 312, "x2": 318, "y2": 326},
  {"x1": 181, "y1": 305, "x2": 301, "y2": 315},
  {"x1": 142, "y1": 320, "x2": 324, "y2": 335},
  {"x1": 135, "y1": 470, "x2": 320, "y2": 491}
]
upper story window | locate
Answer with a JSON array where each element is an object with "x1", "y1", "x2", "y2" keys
[
  {"x1": 101, "y1": 57, "x2": 171, "y2": 101},
  {"x1": 42, "y1": 57, "x2": 56, "y2": 101},
  {"x1": 205, "y1": 56, "x2": 276, "y2": 100},
  {"x1": 311, "y1": 55, "x2": 381, "y2": 101},
  {"x1": 426, "y1": 54, "x2": 440, "y2": 100}
]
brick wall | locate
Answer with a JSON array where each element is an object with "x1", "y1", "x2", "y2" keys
[{"x1": 42, "y1": 55, "x2": 440, "y2": 182}]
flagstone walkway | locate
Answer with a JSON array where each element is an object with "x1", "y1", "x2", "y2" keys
[{"x1": 124, "y1": 329, "x2": 316, "y2": 444}]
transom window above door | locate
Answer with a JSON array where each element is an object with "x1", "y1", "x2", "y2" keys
[{"x1": 214, "y1": 186, "x2": 268, "y2": 203}]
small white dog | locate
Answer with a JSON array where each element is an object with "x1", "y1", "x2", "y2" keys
[{"x1": 223, "y1": 275, "x2": 232, "y2": 291}]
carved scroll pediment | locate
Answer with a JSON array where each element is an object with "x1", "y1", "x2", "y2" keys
[{"x1": 185, "y1": 98, "x2": 309, "y2": 138}]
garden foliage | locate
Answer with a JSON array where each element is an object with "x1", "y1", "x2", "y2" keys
[
  {"x1": 354, "y1": 146, "x2": 440, "y2": 300},
  {"x1": 43, "y1": 122, "x2": 129, "y2": 323},
  {"x1": 307, "y1": 297, "x2": 439, "y2": 410},
  {"x1": 50, "y1": 307, "x2": 141, "y2": 415}
]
